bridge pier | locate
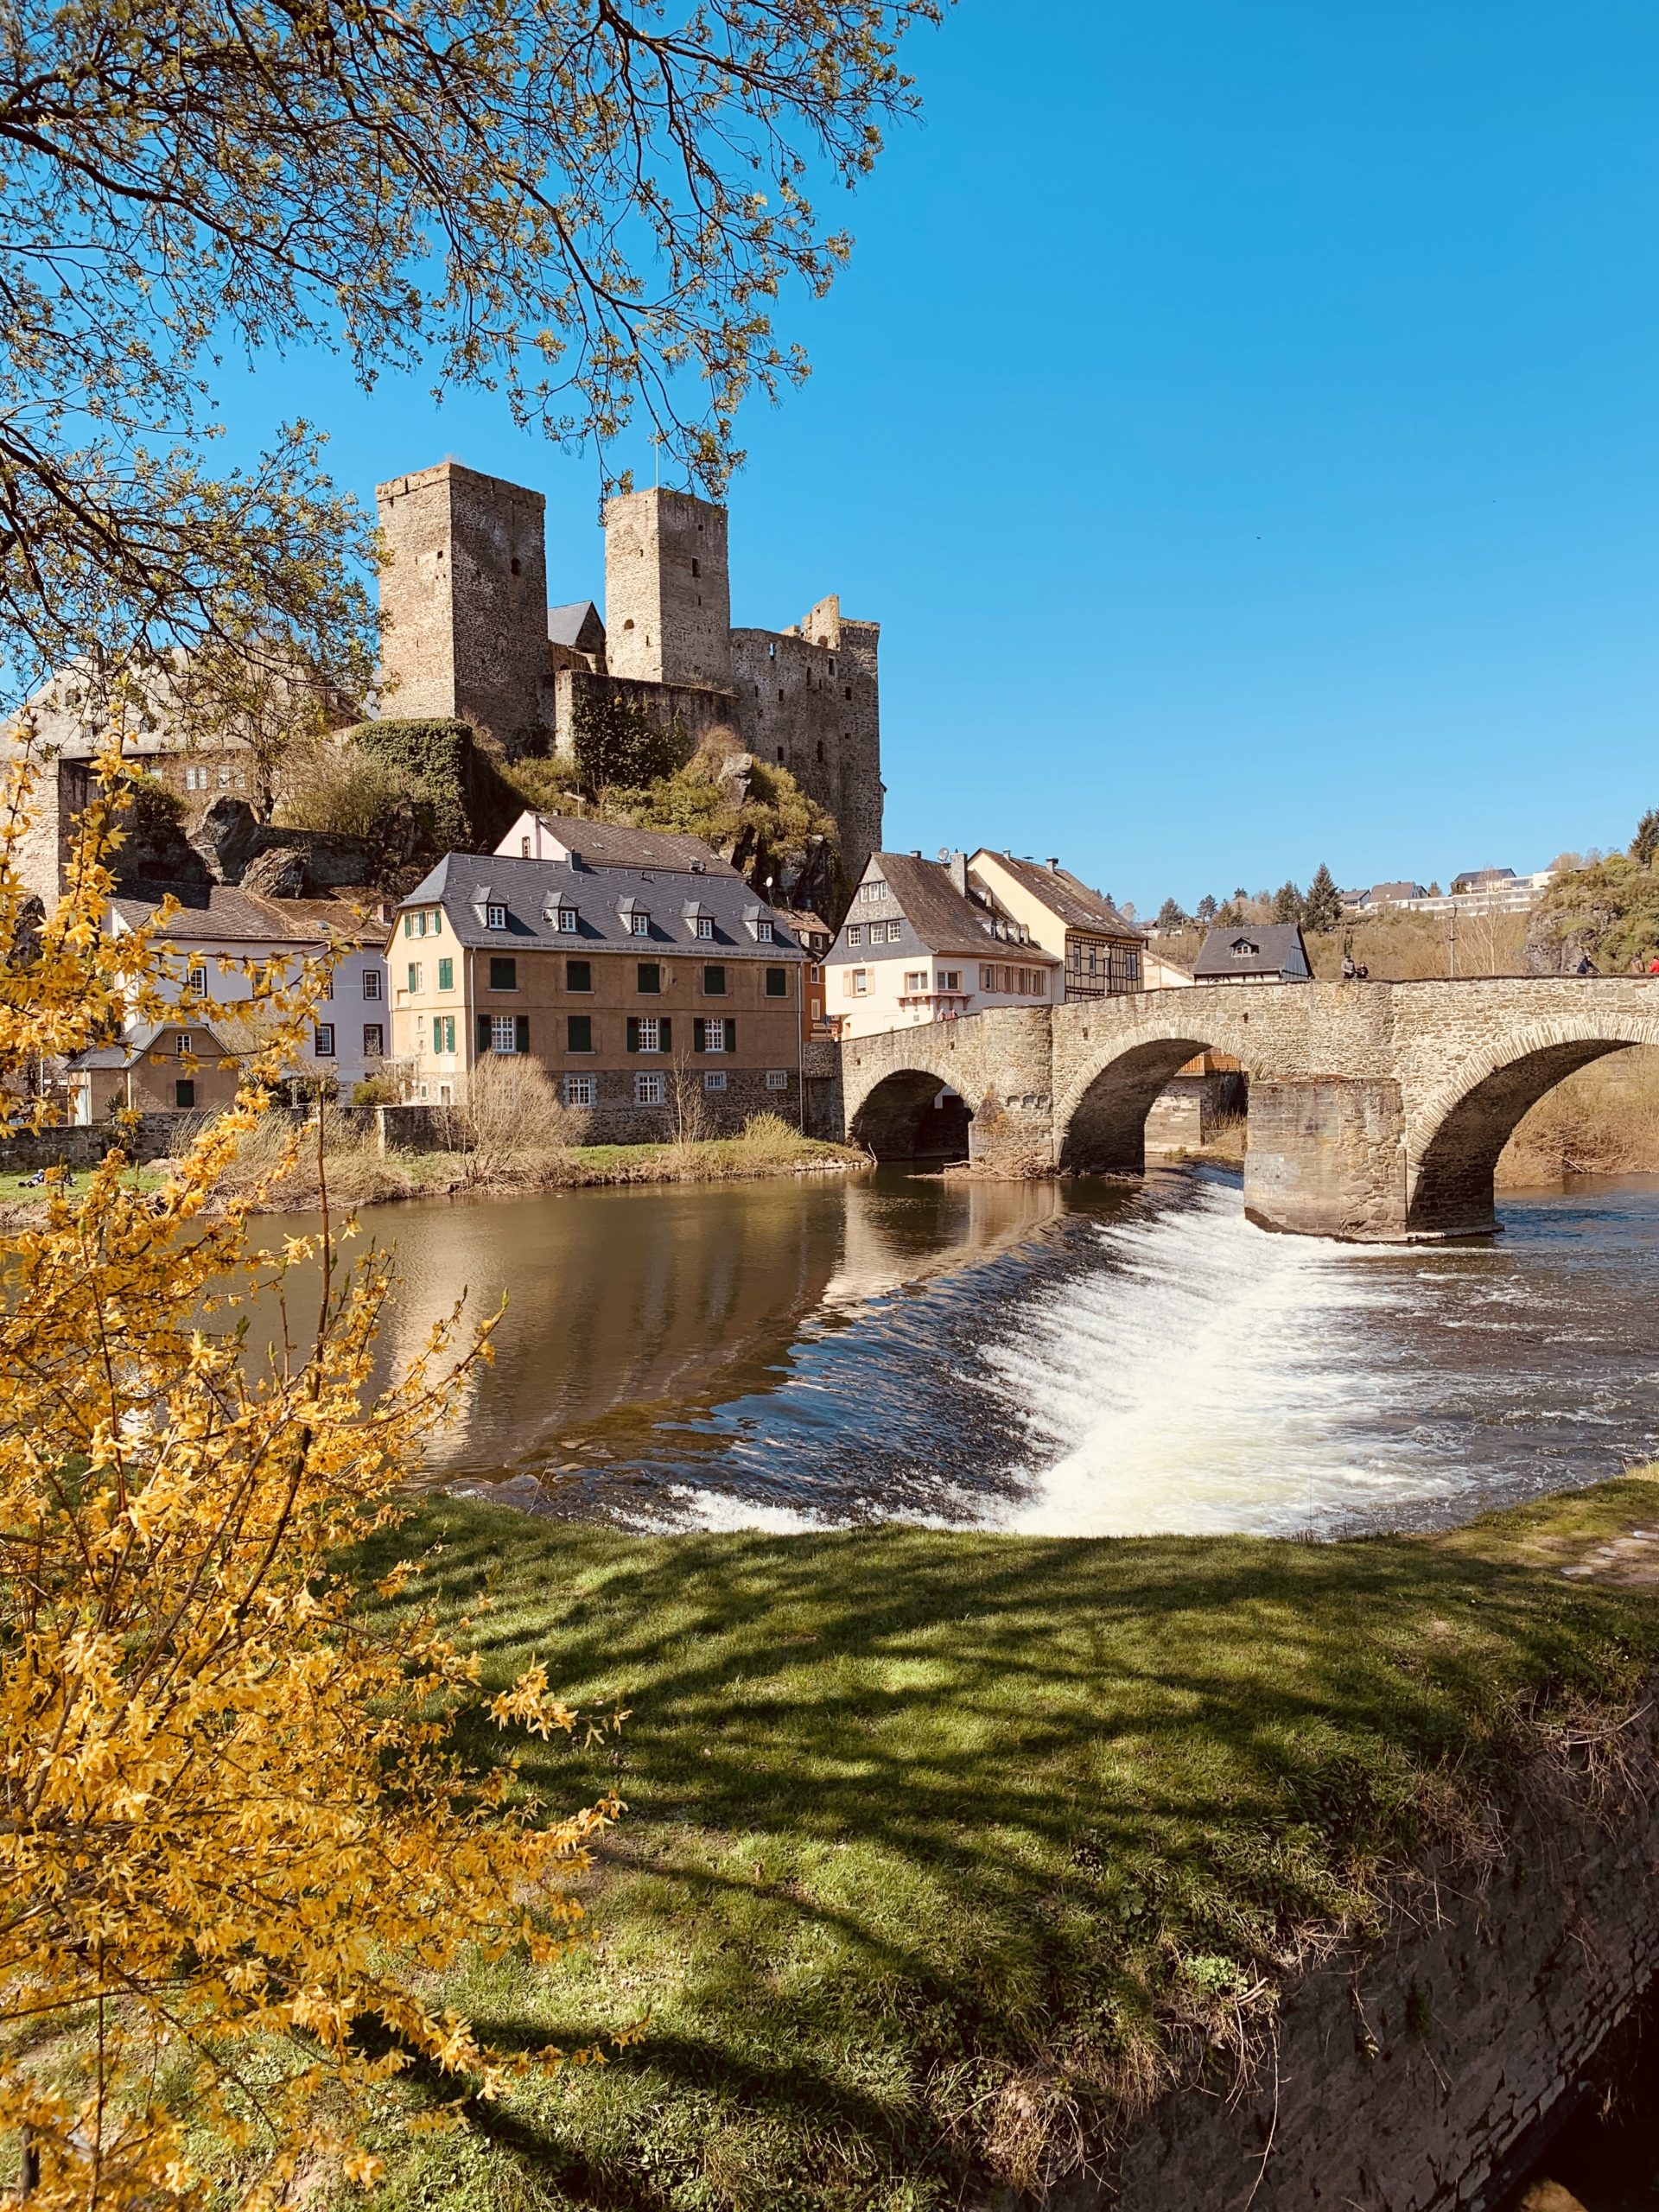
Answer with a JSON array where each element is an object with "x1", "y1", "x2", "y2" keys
[{"x1": 1243, "y1": 1077, "x2": 1414, "y2": 1242}]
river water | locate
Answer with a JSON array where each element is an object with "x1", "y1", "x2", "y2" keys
[{"x1": 264, "y1": 1165, "x2": 1659, "y2": 1538}]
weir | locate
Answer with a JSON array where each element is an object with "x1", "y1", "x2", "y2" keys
[{"x1": 832, "y1": 976, "x2": 1659, "y2": 1242}]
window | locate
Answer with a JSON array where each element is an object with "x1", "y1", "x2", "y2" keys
[
  {"x1": 175, "y1": 1032, "x2": 191, "y2": 1057},
  {"x1": 486, "y1": 904, "x2": 507, "y2": 930},
  {"x1": 429, "y1": 912, "x2": 442, "y2": 936},
  {"x1": 702, "y1": 1071, "x2": 727, "y2": 1092},
  {"x1": 564, "y1": 1073, "x2": 596, "y2": 1106},
  {"x1": 631, "y1": 912, "x2": 651, "y2": 937},
  {"x1": 846, "y1": 923, "x2": 864, "y2": 946},
  {"x1": 810, "y1": 963, "x2": 823, "y2": 982},
  {"x1": 415, "y1": 1014, "x2": 426, "y2": 1052},
  {"x1": 756, "y1": 919, "x2": 773, "y2": 942},
  {"x1": 567, "y1": 1014, "x2": 594, "y2": 1053},
  {"x1": 435, "y1": 957, "x2": 452, "y2": 991},
  {"x1": 435, "y1": 1015, "x2": 456, "y2": 1054},
  {"x1": 906, "y1": 970, "x2": 928, "y2": 993},
  {"x1": 849, "y1": 969, "x2": 868, "y2": 996},
  {"x1": 940, "y1": 970, "x2": 962, "y2": 991},
  {"x1": 186, "y1": 963, "x2": 207, "y2": 996},
  {"x1": 700, "y1": 1018, "x2": 728, "y2": 1052},
  {"x1": 631, "y1": 1016, "x2": 661, "y2": 1052},
  {"x1": 696, "y1": 916, "x2": 714, "y2": 939},
  {"x1": 406, "y1": 962, "x2": 423, "y2": 994},
  {"x1": 634, "y1": 1072, "x2": 665, "y2": 1105},
  {"x1": 702, "y1": 964, "x2": 728, "y2": 995},
  {"x1": 860, "y1": 880, "x2": 888, "y2": 902},
  {"x1": 568, "y1": 959, "x2": 593, "y2": 992},
  {"x1": 363, "y1": 1023, "x2": 385, "y2": 1057},
  {"x1": 980, "y1": 964, "x2": 995, "y2": 992},
  {"x1": 314, "y1": 1024, "x2": 335, "y2": 1057},
  {"x1": 552, "y1": 906, "x2": 578, "y2": 933},
  {"x1": 490, "y1": 957, "x2": 517, "y2": 991},
  {"x1": 363, "y1": 969, "x2": 382, "y2": 1001},
  {"x1": 637, "y1": 962, "x2": 661, "y2": 994},
  {"x1": 175, "y1": 1078, "x2": 195, "y2": 1109},
  {"x1": 520, "y1": 836, "x2": 531, "y2": 856},
  {"x1": 766, "y1": 966, "x2": 788, "y2": 997},
  {"x1": 883, "y1": 920, "x2": 904, "y2": 944},
  {"x1": 765, "y1": 1070, "x2": 789, "y2": 1090},
  {"x1": 491, "y1": 1014, "x2": 518, "y2": 1052},
  {"x1": 810, "y1": 998, "x2": 822, "y2": 1020}
]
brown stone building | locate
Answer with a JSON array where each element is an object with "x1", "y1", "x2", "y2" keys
[
  {"x1": 67, "y1": 1020, "x2": 242, "y2": 1121},
  {"x1": 377, "y1": 463, "x2": 885, "y2": 881},
  {"x1": 388, "y1": 845, "x2": 809, "y2": 1136}
]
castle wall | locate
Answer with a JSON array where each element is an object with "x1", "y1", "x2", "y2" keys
[{"x1": 604, "y1": 488, "x2": 732, "y2": 691}]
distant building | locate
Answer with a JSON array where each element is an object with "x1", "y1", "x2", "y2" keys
[
  {"x1": 1351, "y1": 880, "x2": 1428, "y2": 910},
  {"x1": 67, "y1": 1019, "x2": 242, "y2": 1122},
  {"x1": 389, "y1": 851, "x2": 806, "y2": 1131},
  {"x1": 963, "y1": 851, "x2": 1144, "y2": 1001},
  {"x1": 496, "y1": 810, "x2": 742, "y2": 877},
  {"x1": 1344, "y1": 868, "x2": 1554, "y2": 918},
  {"x1": 825, "y1": 852, "x2": 1060, "y2": 1041},
  {"x1": 1193, "y1": 923, "x2": 1313, "y2": 984}
]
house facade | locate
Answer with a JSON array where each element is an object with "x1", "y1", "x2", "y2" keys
[
  {"x1": 67, "y1": 1020, "x2": 243, "y2": 1122},
  {"x1": 1192, "y1": 923, "x2": 1313, "y2": 984},
  {"x1": 825, "y1": 853, "x2": 1061, "y2": 1041},
  {"x1": 388, "y1": 851, "x2": 808, "y2": 1135},
  {"x1": 105, "y1": 886, "x2": 391, "y2": 1093},
  {"x1": 963, "y1": 850, "x2": 1145, "y2": 1001}
]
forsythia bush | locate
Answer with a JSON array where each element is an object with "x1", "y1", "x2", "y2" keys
[{"x1": 0, "y1": 736, "x2": 622, "y2": 2208}]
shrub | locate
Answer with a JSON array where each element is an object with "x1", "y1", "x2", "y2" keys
[
  {"x1": 346, "y1": 716, "x2": 474, "y2": 850},
  {"x1": 274, "y1": 734, "x2": 425, "y2": 843},
  {"x1": 461, "y1": 1055, "x2": 590, "y2": 1171}
]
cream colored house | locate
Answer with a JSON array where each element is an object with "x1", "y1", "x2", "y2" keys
[
  {"x1": 964, "y1": 850, "x2": 1146, "y2": 1000},
  {"x1": 825, "y1": 852, "x2": 1059, "y2": 1041}
]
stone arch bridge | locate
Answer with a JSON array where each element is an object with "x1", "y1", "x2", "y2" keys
[{"x1": 833, "y1": 978, "x2": 1659, "y2": 1241}]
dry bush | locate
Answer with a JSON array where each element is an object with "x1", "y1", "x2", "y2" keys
[
  {"x1": 461, "y1": 1056, "x2": 590, "y2": 1173},
  {"x1": 733, "y1": 1109, "x2": 808, "y2": 1166},
  {"x1": 1303, "y1": 908, "x2": 1530, "y2": 980},
  {"x1": 273, "y1": 733, "x2": 425, "y2": 841},
  {"x1": 1498, "y1": 1046, "x2": 1659, "y2": 1184}
]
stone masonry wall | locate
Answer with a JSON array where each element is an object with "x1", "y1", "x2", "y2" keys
[{"x1": 1103, "y1": 1711, "x2": 1659, "y2": 2212}]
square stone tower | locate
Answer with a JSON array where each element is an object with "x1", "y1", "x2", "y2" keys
[
  {"x1": 603, "y1": 487, "x2": 732, "y2": 692},
  {"x1": 375, "y1": 461, "x2": 549, "y2": 752}
]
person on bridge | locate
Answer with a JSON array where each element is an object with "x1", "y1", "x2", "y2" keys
[
  {"x1": 1572, "y1": 951, "x2": 1594, "y2": 976},
  {"x1": 1649, "y1": 954, "x2": 1659, "y2": 974}
]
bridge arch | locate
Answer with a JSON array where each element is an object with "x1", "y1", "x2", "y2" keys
[
  {"x1": 1406, "y1": 1014, "x2": 1659, "y2": 1236},
  {"x1": 849, "y1": 1065, "x2": 976, "y2": 1161},
  {"x1": 1058, "y1": 1033, "x2": 1225, "y2": 1172}
]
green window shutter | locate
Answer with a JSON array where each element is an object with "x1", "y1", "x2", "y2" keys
[
  {"x1": 659, "y1": 1017, "x2": 672, "y2": 1052},
  {"x1": 404, "y1": 913, "x2": 411, "y2": 938},
  {"x1": 693, "y1": 1017, "x2": 706, "y2": 1052},
  {"x1": 727, "y1": 1019, "x2": 736, "y2": 1052},
  {"x1": 475, "y1": 1014, "x2": 492, "y2": 1057},
  {"x1": 438, "y1": 957, "x2": 453, "y2": 990},
  {"x1": 568, "y1": 1014, "x2": 592, "y2": 1053},
  {"x1": 766, "y1": 966, "x2": 788, "y2": 997},
  {"x1": 516, "y1": 1014, "x2": 530, "y2": 1054},
  {"x1": 626, "y1": 1016, "x2": 639, "y2": 1053},
  {"x1": 432, "y1": 912, "x2": 442, "y2": 935}
]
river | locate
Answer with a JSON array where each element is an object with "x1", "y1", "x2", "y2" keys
[{"x1": 261, "y1": 1164, "x2": 1659, "y2": 1537}]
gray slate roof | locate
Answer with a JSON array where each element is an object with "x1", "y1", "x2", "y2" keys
[
  {"x1": 1363, "y1": 880, "x2": 1427, "y2": 904},
  {"x1": 546, "y1": 601, "x2": 606, "y2": 652},
  {"x1": 67, "y1": 1019, "x2": 230, "y2": 1071},
  {"x1": 833, "y1": 853, "x2": 1061, "y2": 962},
  {"x1": 111, "y1": 884, "x2": 376, "y2": 944},
  {"x1": 401, "y1": 853, "x2": 805, "y2": 960},
  {"x1": 518, "y1": 812, "x2": 742, "y2": 878},
  {"x1": 970, "y1": 851, "x2": 1144, "y2": 940},
  {"x1": 1193, "y1": 923, "x2": 1312, "y2": 979}
]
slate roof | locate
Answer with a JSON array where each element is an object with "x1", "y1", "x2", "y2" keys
[
  {"x1": 1362, "y1": 880, "x2": 1427, "y2": 904},
  {"x1": 546, "y1": 601, "x2": 606, "y2": 652},
  {"x1": 1193, "y1": 923, "x2": 1312, "y2": 980},
  {"x1": 515, "y1": 812, "x2": 742, "y2": 878},
  {"x1": 110, "y1": 884, "x2": 378, "y2": 943},
  {"x1": 835, "y1": 853, "x2": 1061, "y2": 962},
  {"x1": 400, "y1": 853, "x2": 805, "y2": 960},
  {"x1": 970, "y1": 851, "x2": 1144, "y2": 940}
]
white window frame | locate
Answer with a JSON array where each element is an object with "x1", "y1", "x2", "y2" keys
[
  {"x1": 187, "y1": 964, "x2": 207, "y2": 996},
  {"x1": 491, "y1": 1014, "x2": 518, "y2": 1053},
  {"x1": 634, "y1": 1071, "x2": 665, "y2": 1104},
  {"x1": 363, "y1": 1023, "x2": 384, "y2": 1058},
  {"x1": 363, "y1": 969, "x2": 382, "y2": 1001},
  {"x1": 702, "y1": 1070, "x2": 728, "y2": 1092},
  {"x1": 765, "y1": 1070, "x2": 789, "y2": 1090},
  {"x1": 849, "y1": 968, "x2": 868, "y2": 996},
  {"x1": 636, "y1": 1015, "x2": 661, "y2": 1052},
  {"x1": 846, "y1": 924, "x2": 864, "y2": 945},
  {"x1": 175, "y1": 1032, "x2": 192, "y2": 1057},
  {"x1": 564, "y1": 1073, "x2": 597, "y2": 1107},
  {"x1": 756, "y1": 919, "x2": 773, "y2": 942},
  {"x1": 703, "y1": 1017, "x2": 728, "y2": 1053},
  {"x1": 486, "y1": 903, "x2": 507, "y2": 931},
  {"x1": 314, "y1": 1023, "x2": 336, "y2": 1058},
  {"x1": 630, "y1": 912, "x2": 651, "y2": 938},
  {"x1": 696, "y1": 916, "x2": 714, "y2": 939},
  {"x1": 904, "y1": 970, "x2": 928, "y2": 994}
]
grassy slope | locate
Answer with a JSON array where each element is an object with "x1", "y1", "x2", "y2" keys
[{"x1": 346, "y1": 1476, "x2": 1659, "y2": 2212}]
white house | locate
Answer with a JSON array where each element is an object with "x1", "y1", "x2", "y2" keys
[{"x1": 825, "y1": 851, "x2": 1060, "y2": 1041}]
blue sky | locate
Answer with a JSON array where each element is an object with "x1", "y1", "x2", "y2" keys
[{"x1": 202, "y1": 0, "x2": 1659, "y2": 913}]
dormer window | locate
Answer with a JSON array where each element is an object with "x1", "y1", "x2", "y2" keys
[
  {"x1": 756, "y1": 919, "x2": 773, "y2": 943},
  {"x1": 697, "y1": 917, "x2": 713, "y2": 938},
  {"x1": 486, "y1": 903, "x2": 507, "y2": 931},
  {"x1": 632, "y1": 913, "x2": 650, "y2": 937},
  {"x1": 1231, "y1": 938, "x2": 1258, "y2": 957},
  {"x1": 556, "y1": 906, "x2": 578, "y2": 933}
]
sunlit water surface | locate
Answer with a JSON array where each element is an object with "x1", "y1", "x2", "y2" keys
[{"x1": 259, "y1": 1166, "x2": 1659, "y2": 1538}]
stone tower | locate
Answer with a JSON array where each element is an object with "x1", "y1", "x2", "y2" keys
[
  {"x1": 375, "y1": 461, "x2": 549, "y2": 752},
  {"x1": 603, "y1": 487, "x2": 732, "y2": 691}
]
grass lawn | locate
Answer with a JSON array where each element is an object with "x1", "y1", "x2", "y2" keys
[
  {"x1": 342, "y1": 1472, "x2": 1659, "y2": 2212},
  {"x1": 0, "y1": 1161, "x2": 165, "y2": 1205}
]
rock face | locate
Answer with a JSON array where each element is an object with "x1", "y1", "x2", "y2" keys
[{"x1": 169, "y1": 796, "x2": 379, "y2": 898}]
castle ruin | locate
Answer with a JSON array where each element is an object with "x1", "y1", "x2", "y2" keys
[{"x1": 375, "y1": 462, "x2": 885, "y2": 880}]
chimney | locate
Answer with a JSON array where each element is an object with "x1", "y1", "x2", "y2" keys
[
  {"x1": 1046, "y1": 856, "x2": 1061, "y2": 872},
  {"x1": 948, "y1": 851, "x2": 969, "y2": 896}
]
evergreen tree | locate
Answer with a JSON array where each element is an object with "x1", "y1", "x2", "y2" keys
[
  {"x1": 1631, "y1": 808, "x2": 1659, "y2": 869},
  {"x1": 1302, "y1": 862, "x2": 1343, "y2": 933},
  {"x1": 1271, "y1": 880, "x2": 1305, "y2": 924},
  {"x1": 1154, "y1": 896, "x2": 1190, "y2": 933},
  {"x1": 1196, "y1": 893, "x2": 1218, "y2": 924}
]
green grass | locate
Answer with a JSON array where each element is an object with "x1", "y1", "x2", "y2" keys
[
  {"x1": 0, "y1": 1162, "x2": 165, "y2": 1205},
  {"x1": 341, "y1": 1474, "x2": 1659, "y2": 2212}
]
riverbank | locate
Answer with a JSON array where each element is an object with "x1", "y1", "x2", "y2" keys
[
  {"x1": 334, "y1": 1471, "x2": 1659, "y2": 2212},
  {"x1": 0, "y1": 1113, "x2": 868, "y2": 1225}
]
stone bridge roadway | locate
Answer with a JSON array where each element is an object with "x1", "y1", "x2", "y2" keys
[{"x1": 835, "y1": 976, "x2": 1659, "y2": 1241}]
